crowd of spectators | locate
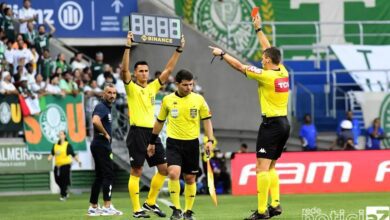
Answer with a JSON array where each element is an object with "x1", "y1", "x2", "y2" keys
[{"x1": 0, "y1": 0, "x2": 129, "y2": 137}]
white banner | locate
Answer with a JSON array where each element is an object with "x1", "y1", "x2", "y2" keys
[
  {"x1": 354, "y1": 92, "x2": 387, "y2": 127},
  {"x1": 331, "y1": 45, "x2": 390, "y2": 92}
]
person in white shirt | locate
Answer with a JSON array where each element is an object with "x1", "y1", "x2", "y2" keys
[
  {"x1": 25, "y1": 63, "x2": 36, "y2": 88},
  {"x1": 0, "y1": 71, "x2": 18, "y2": 94},
  {"x1": 18, "y1": 0, "x2": 37, "y2": 34},
  {"x1": 46, "y1": 74, "x2": 64, "y2": 96},
  {"x1": 4, "y1": 40, "x2": 14, "y2": 65},
  {"x1": 12, "y1": 38, "x2": 33, "y2": 73},
  {"x1": 30, "y1": 73, "x2": 46, "y2": 94},
  {"x1": 71, "y1": 52, "x2": 86, "y2": 71}
]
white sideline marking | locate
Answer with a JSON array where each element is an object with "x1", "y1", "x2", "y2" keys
[{"x1": 157, "y1": 198, "x2": 173, "y2": 208}]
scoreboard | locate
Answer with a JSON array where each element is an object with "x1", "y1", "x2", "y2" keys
[{"x1": 130, "y1": 13, "x2": 182, "y2": 47}]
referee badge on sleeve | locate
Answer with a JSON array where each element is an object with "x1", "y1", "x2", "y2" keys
[
  {"x1": 171, "y1": 108, "x2": 179, "y2": 118},
  {"x1": 190, "y1": 108, "x2": 197, "y2": 118}
]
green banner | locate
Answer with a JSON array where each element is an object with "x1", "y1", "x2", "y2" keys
[
  {"x1": 175, "y1": 0, "x2": 390, "y2": 60},
  {"x1": 0, "y1": 144, "x2": 51, "y2": 173},
  {"x1": 23, "y1": 94, "x2": 87, "y2": 152},
  {"x1": 0, "y1": 95, "x2": 22, "y2": 131}
]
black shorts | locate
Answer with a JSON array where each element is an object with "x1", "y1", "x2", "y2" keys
[
  {"x1": 126, "y1": 126, "x2": 166, "y2": 168},
  {"x1": 256, "y1": 116, "x2": 290, "y2": 160},
  {"x1": 166, "y1": 137, "x2": 199, "y2": 175}
]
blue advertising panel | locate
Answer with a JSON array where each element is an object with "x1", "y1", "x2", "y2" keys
[{"x1": 7, "y1": 0, "x2": 137, "y2": 37}]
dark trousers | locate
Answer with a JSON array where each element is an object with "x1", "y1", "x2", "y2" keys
[
  {"x1": 89, "y1": 140, "x2": 114, "y2": 204},
  {"x1": 54, "y1": 164, "x2": 71, "y2": 197}
]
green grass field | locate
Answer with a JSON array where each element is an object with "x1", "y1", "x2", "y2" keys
[{"x1": 0, "y1": 192, "x2": 389, "y2": 220}]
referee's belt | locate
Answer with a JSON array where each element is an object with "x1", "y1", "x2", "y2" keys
[
  {"x1": 262, "y1": 115, "x2": 287, "y2": 123},
  {"x1": 130, "y1": 125, "x2": 153, "y2": 130}
]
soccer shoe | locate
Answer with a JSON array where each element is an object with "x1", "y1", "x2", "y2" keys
[
  {"x1": 268, "y1": 205, "x2": 282, "y2": 217},
  {"x1": 142, "y1": 202, "x2": 167, "y2": 217},
  {"x1": 183, "y1": 210, "x2": 195, "y2": 220},
  {"x1": 59, "y1": 197, "x2": 66, "y2": 201},
  {"x1": 133, "y1": 210, "x2": 151, "y2": 218},
  {"x1": 87, "y1": 206, "x2": 102, "y2": 216},
  {"x1": 244, "y1": 210, "x2": 270, "y2": 220},
  {"x1": 101, "y1": 204, "x2": 123, "y2": 216},
  {"x1": 169, "y1": 206, "x2": 183, "y2": 220}
]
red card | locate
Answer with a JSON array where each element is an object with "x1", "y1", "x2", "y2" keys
[{"x1": 251, "y1": 7, "x2": 259, "y2": 17}]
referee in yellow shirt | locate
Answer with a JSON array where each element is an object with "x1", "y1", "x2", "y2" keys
[
  {"x1": 209, "y1": 13, "x2": 290, "y2": 220},
  {"x1": 121, "y1": 32, "x2": 185, "y2": 218},
  {"x1": 147, "y1": 70, "x2": 214, "y2": 220}
]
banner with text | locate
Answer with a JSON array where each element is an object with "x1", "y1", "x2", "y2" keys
[
  {"x1": 331, "y1": 45, "x2": 390, "y2": 92},
  {"x1": 24, "y1": 94, "x2": 86, "y2": 152},
  {"x1": 0, "y1": 95, "x2": 22, "y2": 131},
  {"x1": 7, "y1": 0, "x2": 137, "y2": 37},
  {"x1": 0, "y1": 144, "x2": 51, "y2": 173},
  {"x1": 231, "y1": 151, "x2": 390, "y2": 195}
]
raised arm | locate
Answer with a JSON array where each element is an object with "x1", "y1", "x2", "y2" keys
[
  {"x1": 45, "y1": 20, "x2": 56, "y2": 35},
  {"x1": 253, "y1": 14, "x2": 271, "y2": 51},
  {"x1": 159, "y1": 35, "x2": 185, "y2": 84},
  {"x1": 120, "y1": 31, "x2": 133, "y2": 84},
  {"x1": 209, "y1": 46, "x2": 247, "y2": 74}
]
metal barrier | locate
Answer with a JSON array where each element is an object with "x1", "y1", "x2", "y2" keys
[
  {"x1": 331, "y1": 69, "x2": 390, "y2": 118},
  {"x1": 227, "y1": 20, "x2": 390, "y2": 50},
  {"x1": 293, "y1": 82, "x2": 315, "y2": 123}
]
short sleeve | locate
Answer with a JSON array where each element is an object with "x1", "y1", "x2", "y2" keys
[
  {"x1": 124, "y1": 80, "x2": 134, "y2": 95},
  {"x1": 157, "y1": 97, "x2": 168, "y2": 122},
  {"x1": 245, "y1": 65, "x2": 264, "y2": 82},
  {"x1": 66, "y1": 143, "x2": 75, "y2": 157},
  {"x1": 92, "y1": 103, "x2": 107, "y2": 119},
  {"x1": 200, "y1": 96, "x2": 212, "y2": 120},
  {"x1": 150, "y1": 78, "x2": 162, "y2": 94},
  {"x1": 59, "y1": 79, "x2": 67, "y2": 90}
]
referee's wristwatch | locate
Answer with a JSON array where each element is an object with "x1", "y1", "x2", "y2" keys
[{"x1": 207, "y1": 139, "x2": 214, "y2": 144}]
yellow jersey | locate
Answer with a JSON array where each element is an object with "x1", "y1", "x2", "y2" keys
[
  {"x1": 245, "y1": 64, "x2": 289, "y2": 117},
  {"x1": 125, "y1": 79, "x2": 162, "y2": 128},
  {"x1": 51, "y1": 141, "x2": 74, "y2": 167},
  {"x1": 157, "y1": 92, "x2": 212, "y2": 140}
]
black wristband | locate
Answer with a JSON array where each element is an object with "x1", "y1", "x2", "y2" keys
[
  {"x1": 207, "y1": 139, "x2": 214, "y2": 144},
  {"x1": 125, "y1": 45, "x2": 131, "y2": 49},
  {"x1": 149, "y1": 133, "x2": 158, "y2": 144},
  {"x1": 220, "y1": 51, "x2": 225, "y2": 59},
  {"x1": 255, "y1": 27, "x2": 262, "y2": 33},
  {"x1": 176, "y1": 47, "x2": 183, "y2": 53}
]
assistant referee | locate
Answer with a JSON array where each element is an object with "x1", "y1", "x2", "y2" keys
[
  {"x1": 147, "y1": 70, "x2": 214, "y2": 220},
  {"x1": 121, "y1": 31, "x2": 185, "y2": 218},
  {"x1": 209, "y1": 13, "x2": 290, "y2": 220}
]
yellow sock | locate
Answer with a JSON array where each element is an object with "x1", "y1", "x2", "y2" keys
[
  {"x1": 184, "y1": 183, "x2": 196, "y2": 211},
  {"x1": 168, "y1": 179, "x2": 181, "y2": 209},
  {"x1": 146, "y1": 172, "x2": 166, "y2": 205},
  {"x1": 257, "y1": 171, "x2": 271, "y2": 214},
  {"x1": 128, "y1": 175, "x2": 141, "y2": 212},
  {"x1": 269, "y1": 168, "x2": 280, "y2": 207}
]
